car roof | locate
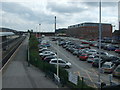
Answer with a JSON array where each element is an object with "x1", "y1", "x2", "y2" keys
[
  {"x1": 104, "y1": 62, "x2": 113, "y2": 65},
  {"x1": 51, "y1": 58, "x2": 62, "y2": 61},
  {"x1": 117, "y1": 65, "x2": 120, "y2": 68}
]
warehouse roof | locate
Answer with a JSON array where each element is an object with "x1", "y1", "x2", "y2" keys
[{"x1": 0, "y1": 32, "x2": 15, "y2": 36}]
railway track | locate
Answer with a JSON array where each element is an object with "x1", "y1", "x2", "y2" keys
[{"x1": 0, "y1": 36, "x2": 26, "y2": 72}]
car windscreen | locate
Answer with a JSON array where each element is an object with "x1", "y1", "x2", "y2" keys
[
  {"x1": 116, "y1": 67, "x2": 120, "y2": 72},
  {"x1": 102, "y1": 64, "x2": 110, "y2": 68}
]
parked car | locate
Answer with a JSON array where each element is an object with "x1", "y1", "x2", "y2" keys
[
  {"x1": 115, "y1": 48, "x2": 120, "y2": 54},
  {"x1": 113, "y1": 65, "x2": 120, "y2": 77},
  {"x1": 38, "y1": 45, "x2": 47, "y2": 49},
  {"x1": 41, "y1": 53, "x2": 57, "y2": 59},
  {"x1": 87, "y1": 55, "x2": 99, "y2": 63},
  {"x1": 102, "y1": 62, "x2": 116, "y2": 73},
  {"x1": 39, "y1": 51, "x2": 54, "y2": 56},
  {"x1": 101, "y1": 54, "x2": 119, "y2": 62},
  {"x1": 79, "y1": 54, "x2": 88, "y2": 61},
  {"x1": 72, "y1": 49, "x2": 79, "y2": 55},
  {"x1": 43, "y1": 56, "x2": 57, "y2": 62},
  {"x1": 39, "y1": 48, "x2": 49, "y2": 53},
  {"x1": 79, "y1": 44, "x2": 90, "y2": 49},
  {"x1": 49, "y1": 58, "x2": 71, "y2": 68},
  {"x1": 89, "y1": 41, "x2": 97, "y2": 47},
  {"x1": 81, "y1": 40, "x2": 90, "y2": 44},
  {"x1": 86, "y1": 49, "x2": 97, "y2": 56},
  {"x1": 92, "y1": 58, "x2": 103, "y2": 67},
  {"x1": 105, "y1": 44, "x2": 119, "y2": 51},
  {"x1": 103, "y1": 44, "x2": 111, "y2": 50},
  {"x1": 111, "y1": 40, "x2": 120, "y2": 44},
  {"x1": 96, "y1": 51, "x2": 108, "y2": 56}
]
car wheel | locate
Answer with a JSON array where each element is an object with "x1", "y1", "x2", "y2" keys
[{"x1": 65, "y1": 65, "x2": 69, "y2": 68}]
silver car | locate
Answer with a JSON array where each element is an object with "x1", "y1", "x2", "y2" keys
[
  {"x1": 87, "y1": 55, "x2": 99, "y2": 63},
  {"x1": 49, "y1": 58, "x2": 71, "y2": 68}
]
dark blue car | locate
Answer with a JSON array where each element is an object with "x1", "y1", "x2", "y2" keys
[{"x1": 106, "y1": 45, "x2": 119, "y2": 51}]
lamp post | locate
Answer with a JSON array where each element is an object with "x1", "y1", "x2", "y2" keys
[
  {"x1": 98, "y1": 0, "x2": 102, "y2": 85},
  {"x1": 39, "y1": 24, "x2": 41, "y2": 37},
  {"x1": 28, "y1": 33, "x2": 30, "y2": 67},
  {"x1": 55, "y1": 16, "x2": 59, "y2": 78}
]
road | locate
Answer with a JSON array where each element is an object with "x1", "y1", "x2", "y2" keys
[
  {"x1": 2, "y1": 36, "x2": 57, "y2": 88},
  {"x1": 46, "y1": 36, "x2": 120, "y2": 88}
]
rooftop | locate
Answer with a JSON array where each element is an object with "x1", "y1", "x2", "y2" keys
[{"x1": 0, "y1": 32, "x2": 15, "y2": 36}]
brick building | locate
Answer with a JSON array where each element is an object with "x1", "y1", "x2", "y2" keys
[{"x1": 67, "y1": 22, "x2": 112, "y2": 39}]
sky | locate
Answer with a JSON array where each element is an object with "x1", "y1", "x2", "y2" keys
[{"x1": 0, "y1": 0, "x2": 120, "y2": 32}]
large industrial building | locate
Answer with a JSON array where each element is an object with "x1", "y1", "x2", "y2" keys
[{"x1": 67, "y1": 22, "x2": 112, "y2": 39}]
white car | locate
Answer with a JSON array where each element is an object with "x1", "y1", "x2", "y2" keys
[
  {"x1": 86, "y1": 49, "x2": 97, "y2": 55},
  {"x1": 49, "y1": 58, "x2": 71, "y2": 68},
  {"x1": 39, "y1": 51, "x2": 54, "y2": 56},
  {"x1": 102, "y1": 62, "x2": 116, "y2": 73}
]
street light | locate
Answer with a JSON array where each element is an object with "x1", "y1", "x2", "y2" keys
[
  {"x1": 39, "y1": 24, "x2": 41, "y2": 37},
  {"x1": 55, "y1": 16, "x2": 59, "y2": 78},
  {"x1": 98, "y1": 0, "x2": 102, "y2": 84}
]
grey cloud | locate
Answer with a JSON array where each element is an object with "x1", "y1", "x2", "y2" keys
[
  {"x1": 47, "y1": 2, "x2": 86, "y2": 14},
  {"x1": 1, "y1": 2, "x2": 54, "y2": 24},
  {"x1": 83, "y1": 2, "x2": 117, "y2": 7}
]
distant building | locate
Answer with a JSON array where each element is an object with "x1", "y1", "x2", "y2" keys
[
  {"x1": 112, "y1": 30, "x2": 120, "y2": 40},
  {"x1": 67, "y1": 22, "x2": 112, "y2": 39},
  {"x1": 55, "y1": 28, "x2": 67, "y2": 36},
  {"x1": 40, "y1": 32, "x2": 55, "y2": 36}
]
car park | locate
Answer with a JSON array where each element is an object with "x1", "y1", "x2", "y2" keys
[
  {"x1": 102, "y1": 62, "x2": 116, "y2": 73},
  {"x1": 48, "y1": 37, "x2": 120, "y2": 85},
  {"x1": 49, "y1": 58, "x2": 71, "y2": 68},
  {"x1": 113, "y1": 65, "x2": 120, "y2": 77}
]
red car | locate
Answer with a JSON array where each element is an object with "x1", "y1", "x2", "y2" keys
[
  {"x1": 81, "y1": 40, "x2": 90, "y2": 44},
  {"x1": 79, "y1": 54, "x2": 88, "y2": 61},
  {"x1": 115, "y1": 49, "x2": 120, "y2": 53}
]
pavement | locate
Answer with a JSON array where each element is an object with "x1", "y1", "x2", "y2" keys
[{"x1": 2, "y1": 36, "x2": 58, "y2": 88}]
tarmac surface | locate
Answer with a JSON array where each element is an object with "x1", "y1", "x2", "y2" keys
[{"x1": 2, "y1": 37, "x2": 58, "y2": 88}]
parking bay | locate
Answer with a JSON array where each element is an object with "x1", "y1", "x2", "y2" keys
[{"x1": 46, "y1": 37, "x2": 120, "y2": 88}]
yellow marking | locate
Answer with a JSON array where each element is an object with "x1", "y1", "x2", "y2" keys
[
  {"x1": 92, "y1": 69, "x2": 104, "y2": 82},
  {"x1": 85, "y1": 70, "x2": 97, "y2": 88}
]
